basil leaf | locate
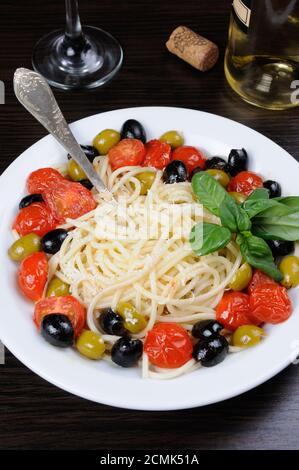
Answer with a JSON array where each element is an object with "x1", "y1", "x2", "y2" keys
[
  {"x1": 191, "y1": 172, "x2": 231, "y2": 217},
  {"x1": 252, "y1": 202, "x2": 294, "y2": 219},
  {"x1": 240, "y1": 235, "x2": 283, "y2": 282},
  {"x1": 275, "y1": 196, "x2": 299, "y2": 211},
  {"x1": 190, "y1": 223, "x2": 231, "y2": 256},
  {"x1": 252, "y1": 203, "x2": 299, "y2": 241},
  {"x1": 220, "y1": 197, "x2": 251, "y2": 232},
  {"x1": 246, "y1": 188, "x2": 270, "y2": 202},
  {"x1": 252, "y1": 213, "x2": 299, "y2": 241},
  {"x1": 242, "y1": 198, "x2": 278, "y2": 219}
]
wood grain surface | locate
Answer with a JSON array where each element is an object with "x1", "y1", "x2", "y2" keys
[{"x1": 0, "y1": 0, "x2": 299, "y2": 450}]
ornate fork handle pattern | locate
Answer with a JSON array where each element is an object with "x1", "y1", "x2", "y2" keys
[{"x1": 14, "y1": 68, "x2": 108, "y2": 193}]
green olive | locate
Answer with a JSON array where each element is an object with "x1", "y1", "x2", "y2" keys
[
  {"x1": 46, "y1": 277, "x2": 70, "y2": 297},
  {"x1": 135, "y1": 171, "x2": 156, "y2": 195},
  {"x1": 159, "y1": 130, "x2": 184, "y2": 149},
  {"x1": 76, "y1": 330, "x2": 105, "y2": 360},
  {"x1": 229, "y1": 191, "x2": 247, "y2": 204},
  {"x1": 229, "y1": 262, "x2": 253, "y2": 291},
  {"x1": 68, "y1": 158, "x2": 87, "y2": 181},
  {"x1": 233, "y1": 325, "x2": 265, "y2": 348},
  {"x1": 8, "y1": 233, "x2": 41, "y2": 262},
  {"x1": 206, "y1": 169, "x2": 230, "y2": 188},
  {"x1": 92, "y1": 129, "x2": 121, "y2": 155},
  {"x1": 116, "y1": 302, "x2": 147, "y2": 334},
  {"x1": 279, "y1": 255, "x2": 299, "y2": 288}
]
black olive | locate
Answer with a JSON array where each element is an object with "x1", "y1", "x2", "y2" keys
[
  {"x1": 68, "y1": 145, "x2": 99, "y2": 162},
  {"x1": 120, "y1": 119, "x2": 146, "y2": 143},
  {"x1": 263, "y1": 180, "x2": 281, "y2": 198},
  {"x1": 79, "y1": 179, "x2": 93, "y2": 190},
  {"x1": 192, "y1": 320, "x2": 223, "y2": 340},
  {"x1": 41, "y1": 229, "x2": 68, "y2": 254},
  {"x1": 111, "y1": 337, "x2": 143, "y2": 367},
  {"x1": 162, "y1": 160, "x2": 188, "y2": 184},
  {"x1": 41, "y1": 314, "x2": 74, "y2": 348},
  {"x1": 205, "y1": 157, "x2": 230, "y2": 173},
  {"x1": 192, "y1": 336, "x2": 229, "y2": 367},
  {"x1": 267, "y1": 239, "x2": 294, "y2": 257},
  {"x1": 189, "y1": 167, "x2": 203, "y2": 181},
  {"x1": 98, "y1": 308, "x2": 126, "y2": 336},
  {"x1": 19, "y1": 193, "x2": 43, "y2": 209},
  {"x1": 228, "y1": 148, "x2": 248, "y2": 176}
]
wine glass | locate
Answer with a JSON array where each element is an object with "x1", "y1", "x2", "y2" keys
[{"x1": 32, "y1": 0, "x2": 123, "y2": 90}]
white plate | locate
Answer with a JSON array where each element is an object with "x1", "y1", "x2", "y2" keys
[{"x1": 1, "y1": 107, "x2": 299, "y2": 411}]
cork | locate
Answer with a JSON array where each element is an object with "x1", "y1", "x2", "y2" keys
[{"x1": 166, "y1": 26, "x2": 219, "y2": 72}]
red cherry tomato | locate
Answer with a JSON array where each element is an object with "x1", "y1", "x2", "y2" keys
[
  {"x1": 108, "y1": 139, "x2": 146, "y2": 170},
  {"x1": 248, "y1": 269, "x2": 277, "y2": 295},
  {"x1": 172, "y1": 146, "x2": 206, "y2": 173},
  {"x1": 34, "y1": 295, "x2": 86, "y2": 337},
  {"x1": 18, "y1": 252, "x2": 48, "y2": 301},
  {"x1": 142, "y1": 140, "x2": 171, "y2": 170},
  {"x1": 216, "y1": 291, "x2": 259, "y2": 331},
  {"x1": 250, "y1": 284, "x2": 292, "y2": 324},
  {"x1": 144, "y1": 322, "x2": 193, "y2": 368},
  {"x1": 42, "y1": 180, "x2": 96, "y2": 223},
  {"x1": 13, "y1": 202, "x2": 58, "y2": 237},
  {"x1": 227, "y1": 171, "x2": 263, "y2": 196},
  {"x1": 27, "y1": 168, "x2": 65, "y2": 194}
]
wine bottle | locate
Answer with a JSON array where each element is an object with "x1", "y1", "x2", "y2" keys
[{"x1": 225, "y1": 0, "x2": 299, "y2": 110}]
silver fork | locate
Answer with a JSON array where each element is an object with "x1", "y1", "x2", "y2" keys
[{"x1": 13, "y1": 68, "x2": 109, "y2": 195}]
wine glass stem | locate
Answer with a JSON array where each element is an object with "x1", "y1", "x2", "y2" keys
[{"x1": 65, "y1": 0, "x2": 83, "y2": 40}]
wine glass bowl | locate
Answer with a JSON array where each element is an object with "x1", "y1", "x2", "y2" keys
[{"x1": 32, "y1": 1, "x2": 123, "y2": 90}]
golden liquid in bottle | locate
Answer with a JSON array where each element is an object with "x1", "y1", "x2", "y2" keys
[{"x1": 225, "y1": 0, "x2": 299, "y2": 110}]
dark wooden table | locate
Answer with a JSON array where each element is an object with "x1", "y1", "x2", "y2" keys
[{"x1": 1, "y1": 0, "x2": 299, "y2": 451}]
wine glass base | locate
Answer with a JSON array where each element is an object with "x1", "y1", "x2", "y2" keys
[{"x1": 32, "y1": 26, "x2": 123, "y2": 90}]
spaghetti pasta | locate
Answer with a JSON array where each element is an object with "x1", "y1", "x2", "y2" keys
[{"x1": 48, "y1": 156, "x2": 242, "y2": 378}]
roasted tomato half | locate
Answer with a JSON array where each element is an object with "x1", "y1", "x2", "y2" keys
[
  {"x1": 248, "y1": 269, "x2": 277, "y2": 295},
  {"x1": 42, "y1": 180, "x2": 96, "y2": 223},
  {"x1": 172, "y1": 146, "x2": 206, "y2": 173},
  {"x1": 250, "y1": 284, "x2": 292, "y2": 324},
  {"x1": 34, "y1": 295, "x2": 86, "y2": 337},
  {"x1": 18, "y1": 252, "x2": 48, "y2": 301},
  {"x1": 227, "y1": 171, "x2": 263, "y2": 196},
  {"x1": 108, "y1": 139, "x2": 146, "y2": 170},
  {"x1": 216, "y1": 291, "x2": 259, "y2": 331},
  {"x1": 144, "y1": 322, "x2": 193, "y2": 368},
  {"x1": 27, "y1": 168, "x2": 66, "y2": 194},
  {"x1": 13, "y1": 202, "x2": 58, "y2": 237},
  {"x1": 142, "y1": 140, "x2": 172, "y2": 170}
]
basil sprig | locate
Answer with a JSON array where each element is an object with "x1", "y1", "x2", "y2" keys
[{"x1": 190, "y1": 173, "x2": 299, "y2": 280}]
